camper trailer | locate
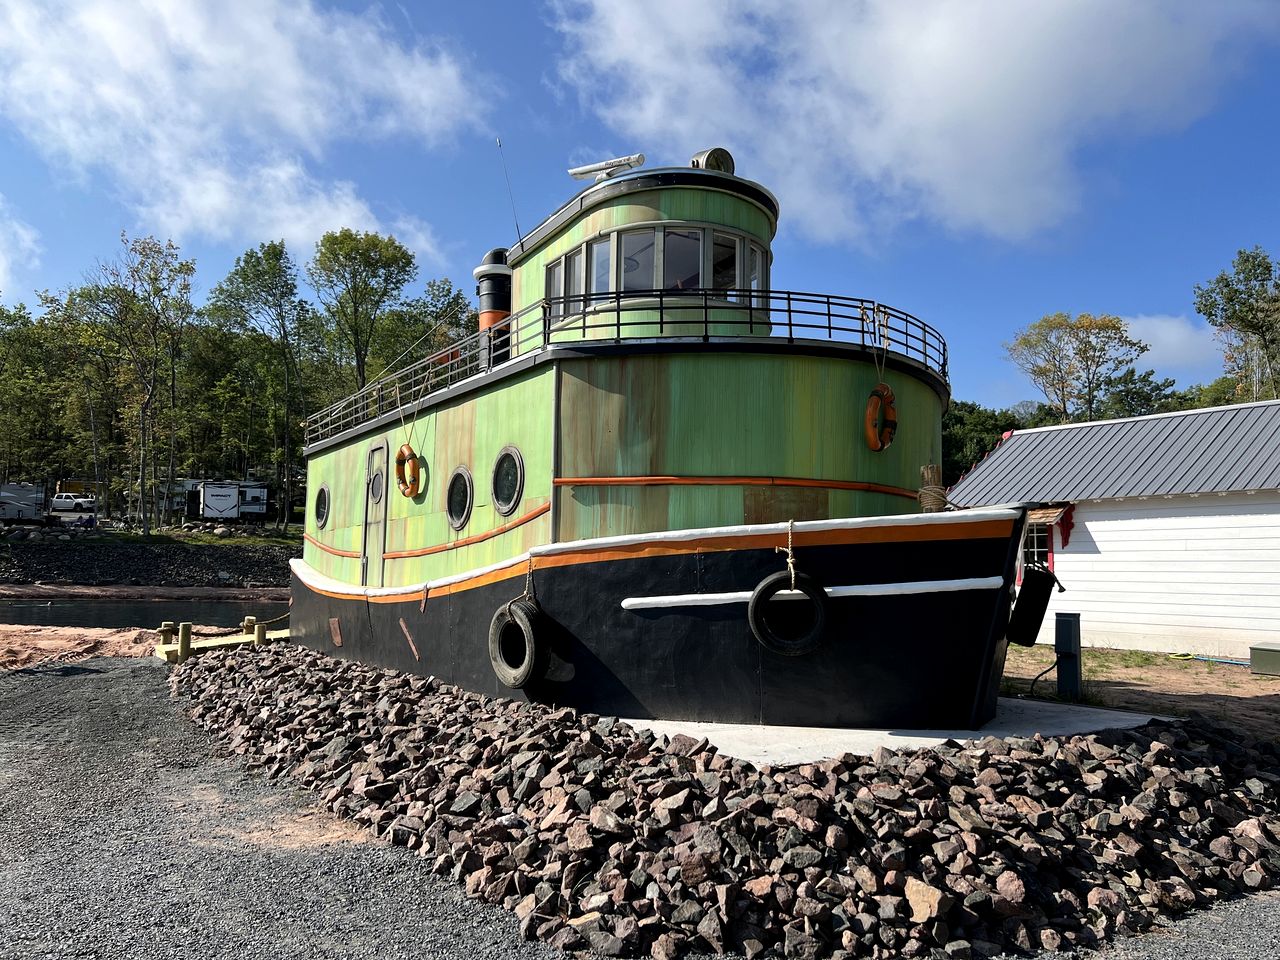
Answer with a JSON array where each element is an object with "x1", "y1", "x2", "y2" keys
[
  {"x1": 199, "y1": 481, "x2": 241, "y2": 521},
  {"x1": 0, "y1": 482, "x2": 46, "y2": 524}
]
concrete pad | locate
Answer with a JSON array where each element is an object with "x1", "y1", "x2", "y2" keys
[{"x1": 622, "y1": 697, "x2": 1160, "y2": 767}]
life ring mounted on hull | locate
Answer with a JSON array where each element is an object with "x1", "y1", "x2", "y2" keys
[
  {"x1": 864, "y1": 383, "x2": 897, "y2": 452},
  {"x1": 395, "y1": 443, "x2": 421, "y2": 498},
  {"x1": 488, "y1": 598, "x2": 545, "y2": 688}
]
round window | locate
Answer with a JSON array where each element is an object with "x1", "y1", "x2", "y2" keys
[
  {"x1": 369, "y1": 469, "x2": 385, "y2": 503},
  {"x1": 447, "y1": 466, "x2": 473, "y2": 530},
  {"x1": 314, "y1": 485, "x2": 330, "y2": 529},
  {"x1": 492, "y1": 446, "x2": 524, "y2": 517}
]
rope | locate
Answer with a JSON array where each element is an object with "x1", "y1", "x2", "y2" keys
[
  {"x1": 918, "y1": 484, "x2": 953, "y2": 512},
  {"x1": 775, "y1": 519, "x2": 797, "y2": 590},
  {"x1": 504, "y1": 555, "x2": 537, "y2": 619}
]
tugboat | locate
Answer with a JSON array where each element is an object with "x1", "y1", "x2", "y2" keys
[{"x1": 293, "y1": 148, "x2": 1038, "y2": 729}]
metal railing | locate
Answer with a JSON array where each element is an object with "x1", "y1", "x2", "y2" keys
[{"x1": 304, "y1": 289, "x2": 949, "y2": 446}]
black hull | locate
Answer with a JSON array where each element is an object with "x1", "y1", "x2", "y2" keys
[{"x1": 291, "y1": 511, "x2": 1027, "y2": 729}]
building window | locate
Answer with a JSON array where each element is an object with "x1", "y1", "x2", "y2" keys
[
  {"x1": 314, "y1": 485, "x2": 330, "y2": 529},
  {"x1": 491, "y1": 446, "x2": 524, "y2": 517},
  {"x1": 663, "y1": 228, "x2": 701, "y2": 291},
  {"x1": 619, "y1": 229, "x2": 655, "y2": 291},
  {"x1": 588, "y1": 238, "x2": 610, "y2": 304},
  {"x1": 447, "y1": 466, "x2": 473, "y2": 530},
  {"x1": 712, "y1": 232, "x2": 738, "y2": 293},
  {"x1": 1023, "y1": 522, "x2": 1051, "y2": 569}
]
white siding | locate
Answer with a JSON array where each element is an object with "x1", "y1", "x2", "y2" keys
[{"x1": 1037, "y1": 492, "x2": 1280, "y2": 659}]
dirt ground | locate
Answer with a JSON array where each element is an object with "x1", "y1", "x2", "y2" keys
[
  {"x1": 0, "y1": 624, "x2": 157, "y2": 671},
  {"x1": 1004, "y1": 644, "x2": 1280, "y2": 743}
]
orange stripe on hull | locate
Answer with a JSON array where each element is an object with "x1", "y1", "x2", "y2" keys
[
  {"x1": 303, "y1": 533, "x2": 362, "y2": 558},
  {"x1": 555, "y1": 475, "x2": 919, "y2": 500},
  {"x1": 381, "y1": 502, "x2": 550, "y2": 559}
]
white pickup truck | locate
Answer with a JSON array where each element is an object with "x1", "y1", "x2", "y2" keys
[{"x1": 50, "y1": 492, "x2": 97, "y2": 512}]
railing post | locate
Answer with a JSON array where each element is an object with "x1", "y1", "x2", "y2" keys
[
  {"x1": 703, "y1": 288, "x2": 709, "y2": 342},
  {"x1": 786, "y1": 292, "x2": 794, "y2": 343},
  {"x1": 826, "y1": 296, "x2": 833, "y2": 340}
]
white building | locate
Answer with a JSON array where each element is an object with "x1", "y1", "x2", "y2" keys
[{"x1": 949, "y1": 400, "x2": 1280, "y2": 660}]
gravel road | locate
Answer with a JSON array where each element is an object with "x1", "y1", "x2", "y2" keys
[
  {"x1": 0, "y1": 657, "x2": 559, "y2": 960},
  {"x1": 1, "y1": 656, "x2": 1277, "y2": 960}
]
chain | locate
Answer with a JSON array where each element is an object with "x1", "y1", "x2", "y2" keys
[{"x1": 775, "y1": 519, "x2": 797, "y2": 590}]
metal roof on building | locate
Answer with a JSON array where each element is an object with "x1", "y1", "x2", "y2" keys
[{"x1": 949, "y1": 399, "x2": 1280, "y2": 506}]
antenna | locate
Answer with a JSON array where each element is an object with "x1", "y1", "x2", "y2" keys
[
  {"x1": 567, "y1": 153, "x2": 645, "y2": 182},
  {"x1": 495, "y1": 137, "x2": 523, "y2": 243}
]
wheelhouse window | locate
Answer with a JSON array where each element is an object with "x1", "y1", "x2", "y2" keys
[
  {"x1": 588, "y1": 238, "x2": 610, "y2": 304},
  {"x1": 545, "y1": 259, "x2": 564, "y2": 319},
  {"x1": 712, "y1": 232, "x2": 738, "y2": 293},
  {"x1": 565, "y1": 248, "x2": 584, "y2": 315},
  {"x1": 619, "y1": 229, "x2": 655, "y2": 292},
  {"x1": 663, "y1": 228, "x2": 701, "y2": 291}
]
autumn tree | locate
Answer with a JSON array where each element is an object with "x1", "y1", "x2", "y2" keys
[
  {"x1": 307, "y1": 229, "x2": 417, "y2": 391},
  {"x1": 1005, "y1": 312, "x2": 1147, "y2": 422},
  {"x1": 1194, "y1": 246, "x2": 1280, "y2": 400}
]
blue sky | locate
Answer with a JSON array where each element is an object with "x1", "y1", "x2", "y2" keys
[{"x1": 1, "y1": 0, "x2": 1278, "y2": 408}]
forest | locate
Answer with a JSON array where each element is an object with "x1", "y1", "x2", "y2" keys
[{"x1": 0, "y1": 230, "x2": 475, "y2": 531}]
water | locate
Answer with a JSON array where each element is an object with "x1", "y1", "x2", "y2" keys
[{"x1": 0, "y1": 599, "x2": 290, "y2": 630}]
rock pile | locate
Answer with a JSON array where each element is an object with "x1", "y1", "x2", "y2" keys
[{"x1": 172, "y1": 645, "x2": 1280, "y2": 959}]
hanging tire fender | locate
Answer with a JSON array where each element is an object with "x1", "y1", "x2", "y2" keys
[
  {"x1": 864, "y1": 382, "x2": 897, "y2": 452},
  {"x1": 395, "y1": 443, "x2": 421, "y2": 498},
  {"x1": 488, "y1": 598, "x2": 545, "y2": 688},
  {"x1": 747, "y1": 570, "x2": 828, "y2": 657}
]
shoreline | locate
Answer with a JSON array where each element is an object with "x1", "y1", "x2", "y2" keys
[{"x1": 0, "y1": 583, "x2": 289, "y2": 602}]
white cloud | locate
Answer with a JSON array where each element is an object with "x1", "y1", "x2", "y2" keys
[
  {"x1": 0, "y1": 194, "x2": 40, "y2": 295},
  {"x1": 1125, "y1": 313, "x2": 1224, "y2": 384},
  {"x1": 550, "y1": 0, "x2": 1279, "y2": 243},
  {"x1": 0, "y1": 0, "x2": 480, "y2": 261}
]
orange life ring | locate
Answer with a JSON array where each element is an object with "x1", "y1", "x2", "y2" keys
[
  {"x1": 395, "y1": 443, "x2": 421, "y2": 497},
  {"x1": 864, "y1": 383, "x2": 897, "y2": 452}
]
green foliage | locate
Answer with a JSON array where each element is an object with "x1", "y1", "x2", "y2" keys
[
  {"x1": 1096, "y1": 367, "x2": 1184, "y2": 420},
  {"x1": 1194, "y1": 246, "x2": 1280, "y2": 400},
  {"x1": 307, "y1": 229, "x2": 418, "y2": 390},
  {"x1": 941, "y1": 400, "x2": 1022, "y2": 486},
  {"x1": 1, "y1": 227, "x2": 473, "y2": 531}
]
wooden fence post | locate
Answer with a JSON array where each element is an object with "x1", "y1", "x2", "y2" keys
[{"x1": 178, "y1": 622, "x2": 193, "y2": 663}]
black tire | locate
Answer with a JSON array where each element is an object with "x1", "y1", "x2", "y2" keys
[
  {"x1": 73, "y1": 504, "x2": 83, "y2": 512},
  {"x1": 488, "y1": 598, "x2": 544, "y2": 688},
  {"x1": 747, "y1": 570, "x2": 828, "y2": 657}
]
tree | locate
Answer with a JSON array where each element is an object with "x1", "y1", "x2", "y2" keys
[
  {"x1": 307, "y1": 229, "x2": 417, "y2": 391},
  {"x1": 82, "y1": 234, "x2": 195, "y2": 534},
  {"x1": 1096, "y1": 368, "x2": 1184, "y2": 420},
  {"x1": 209, "y1": 241, "x2": 309, "y2": 529},
  {"x1": 1194, "y1": 246, "x2": 1280, "y2": 400},
  {"x1": 1005, "y1": 312, "x2": 1147, "y2": 422},
  {"x1": 941, "y1": 400, "x2": 1022, "y2": 486}
]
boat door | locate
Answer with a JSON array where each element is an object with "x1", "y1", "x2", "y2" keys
[{"x1": 361, "y1": 443, "x2": 388, "y2": 587}]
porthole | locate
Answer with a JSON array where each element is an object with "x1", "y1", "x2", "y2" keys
[
  {"x1": 492, "y1": 446, "x2": 524, "y2": 517},
  {"x1": 314, "y1": 485, "x2": 330, "y2": 529},
  {"x1": 447, "y1": 466, "x2": 474, "y2": 530},
  {"x1": 369, "y1": 469, "x2": 385, "y2": 503}
]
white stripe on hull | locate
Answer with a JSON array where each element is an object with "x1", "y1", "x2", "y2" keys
[{"x1": 620, "y1": 576, "x2": 1006, "y2": 610}]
